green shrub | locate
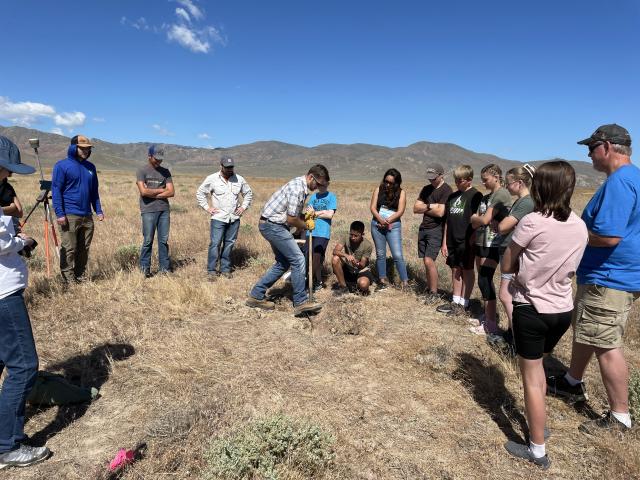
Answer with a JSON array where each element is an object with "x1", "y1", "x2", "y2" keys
[
  {"x1": 171, "y1": 204, "x2": 188, "y2": 214},
  {"x1": 203, "y1": 414, "x2": 334, "y2": 480},
  {"x1": 114, "y1": 244, "x2": 139, "y2": 270},
  {"x1": 629, "y1": 369, "x2": 640, "y2": 422}
]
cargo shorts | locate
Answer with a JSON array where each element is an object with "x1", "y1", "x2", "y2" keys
[{"x1": 573, "y1": 284, "x2": 640, "y2": 349}]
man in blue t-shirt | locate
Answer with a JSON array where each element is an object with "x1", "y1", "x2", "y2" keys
[
  {"x1": 302, "y1": 182, "x2": 337, "y2": 291},
  {"x1": 547, "y1": 124, "x2": 640, "y2": 434}
]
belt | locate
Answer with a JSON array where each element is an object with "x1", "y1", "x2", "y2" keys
[{"x1": 259, "y1": 216, "x2": 287, "y2": 226}]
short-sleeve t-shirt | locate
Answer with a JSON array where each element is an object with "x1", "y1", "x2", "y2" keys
[
  {"x1": 306, "y1": 191, "x2": 337, "y2": 239},
  {"x1": 501, "y1": 195, "x2": 535, "y2": 248},
  {"x1": 511, "y1": 211, "x2": 588, "y2": 313},
  {"x1": 136, "y1": 164, "x2": 172, "y2": 213},
  {"x1": 418, "y1": 182, "x2": 454, "y2": 230},
  {"x1": 445, "y1": 187, "x2": 483, "y2": 246},
  {"x1": 342, "y1": 235, "x2": 373, "y2": 262},
  {"x1": 0, "y1": 179, "x2": 17, "y2": 207},
  {"x1": 577, "y1": 164, "x2": 640, "y2": 291},
  {"x1": 475, "y1": 188, "x2": 512, "y2": 248}
]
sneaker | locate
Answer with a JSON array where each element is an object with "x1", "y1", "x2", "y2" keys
[
  {"x1": 579, "y1": 411, "x2": 630, "y2": 435},
  {"x1": 375, "y1": 282, "x2": 389, "y2": 292},
  {"x1": 333, "y1": 286, "x2": 350, "y2": 296},
  {"x1": 546, "y1": 374, "x2": 588, "y2": 403},
  {"x1": 313, "y1": 282, "x2": 325, "y2": 293},
  {"x1": 294, "y1": 301, "x2": 323, "y2": 317},
  {"x1": 446, "y1": 304, "x2": 470, "y2": 318},
  {"x1": 504, "y1": 441, "x2": 550, "y2": 470},
  {"x1": 436, "y1": 302, "x2": 455, "y2": 314},
  {"x1": 424, "y1": 292, "x2": 444, "y2": 305},
  {"x1": 0, "y1": 444, "x2": 51, "y2": 470},
  {"x1": 245, "y1": 296, "x2": 276, "y2": 310}
]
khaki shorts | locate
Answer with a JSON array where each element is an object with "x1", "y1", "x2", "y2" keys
[{"x1": 573, "y1": 284, "x2": 640, "y2": 349}]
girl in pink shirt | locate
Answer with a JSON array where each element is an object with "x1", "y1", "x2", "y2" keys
[{"x1": 501, "y1": 161, "x2": 588, "y2": 469}]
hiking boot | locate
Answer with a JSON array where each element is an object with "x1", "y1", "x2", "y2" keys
[
  {"x1": 424, "y1": 292, "x2": 444, "y2": 305},
  {"x1": 447, "y1": 304, "x2": 470, "y2": 318},
  {"x1": 436, "y1": 302, "x2": 455, "y2": 314},
  {"x1": 207, "y1": 272, "x2": 218, "y2": 282},
  {"x1": 220, "y1": 272, "x2": 233, "y2": 279},
  {"x1": 245, "y1": 296, "x2": 276, "y2": 310},
  {"x1": 142, "y1": 268, "x2": 152, "y2": 279},
  {"x1": 375, "y1": 282, "x2": 389, "y2": 292},
  {"x1": 294, "y1": 301, "x2": 323, "y2": 317},
  {"x1": 0, "y1": 444, "x2": 51, "y2": 470},
  {"x1": 546, "y1": 375, "x2": 588, "y2": 403},
  {"x1": 579, "y1": 411, "x2": 630, "y2": 435},
  {"x1": 504, "y1": 441, "x2": 550, "y2": 470}
]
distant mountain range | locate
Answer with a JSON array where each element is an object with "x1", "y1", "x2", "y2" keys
[{"x1": 0, "y1": 125, "x2": 604, "y2": 187}]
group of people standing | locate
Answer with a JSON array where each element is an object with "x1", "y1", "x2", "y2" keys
[{"x1": 0, "y1": 122, "x2": 639, "y2": 471}]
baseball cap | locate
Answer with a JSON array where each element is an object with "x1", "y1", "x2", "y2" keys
[
  {"x1": 70, "y1": 135, "x2": 93, "y2": 148},
  {"x1": 577, "y1": 124, "x2": 631, "y2": 146},
  {"x1": 221, "y1": 156, "x2": 235, "y2": 167},
  {"x1": 0, "y1": 136, "x2": 36, "y2": 175},
  {"x1": 148, "y1": 145, "x2": 165, "y2": 160},
  {"x1": 425, "y1": 163, "x2": 445, "y2": 180}
]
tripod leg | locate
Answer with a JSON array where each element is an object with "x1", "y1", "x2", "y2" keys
[
  {"x1": 44, "y1": 219, "x2": 51, "y2": 277},
  {"x1": 44, "y1": 201, "x2": 60, "y2": 258}
]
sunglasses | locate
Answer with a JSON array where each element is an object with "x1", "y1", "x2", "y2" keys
[
  {"x1": 383, "y1": 180, "x2": 395, "y2": 185},
  {"x1": 588, "y1": 142, "x2": 605, "y2": 154}
]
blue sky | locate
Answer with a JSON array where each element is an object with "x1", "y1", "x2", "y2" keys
[{"x1": 1, "y1": 0, "x2": 638, "y2": 161}]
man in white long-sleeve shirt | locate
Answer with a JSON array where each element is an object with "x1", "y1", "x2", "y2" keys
[
  {"x1": 0, "y1": 136, "x2": 50, "y2": 469},
  {"x1": 196, "y1": 156, "x2": 253, "y2": 279}
]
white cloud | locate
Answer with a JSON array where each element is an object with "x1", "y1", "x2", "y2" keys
[
  {"x1": 0, "y1": 96, "x2": 85, "y2": 133},
  {"x1": 198, "y1": 133, "x2": 211, "y2": 139},
  {"x1": 176, "y1": 0, "x2": 203, "y2": 20},
  {"x1": 51, "y1": 127, "x2": 65, "y2": 136},
  {"x1": 54, "y1": 111, "x2": 86, "y2": 128},
  {"x1": 93, "y1": 117, "x2": 106, "y2": 123},
  {"x1": 152, "y1": 124, "x2": 175, "y2": 137},
  {"x1": 167, "y1": 24, "x2": 210, "y2": 53},
  {"x1": 175, "y1": 7, "x2": 191, "y2": 23}
]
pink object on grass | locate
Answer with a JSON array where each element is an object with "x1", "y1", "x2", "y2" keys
[{"x1": 109, "y1": 448, "x2": 135, "y2": 471}]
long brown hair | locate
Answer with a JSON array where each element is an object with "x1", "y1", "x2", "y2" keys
[
  {"x1": 378, "y1": 168, "x2": 402, "y2": 207},
  {"x1": 531, "y1": 161, "x2": 575, "y2": 222}
]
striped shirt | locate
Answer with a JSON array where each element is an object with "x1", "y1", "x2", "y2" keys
[{"x1": 260, "y1": 176, "x2": 308, "y2": 225}]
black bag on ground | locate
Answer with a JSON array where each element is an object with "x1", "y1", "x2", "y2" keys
[{"x1": 26, "y1": 371, "x2": 99, "y2": 406}]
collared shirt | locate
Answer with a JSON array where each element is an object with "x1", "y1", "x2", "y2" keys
[
  {"x1": 196, "y1": 171, "x2": 253, "y2": 223},
  {"x1": 260, "y1": 176, "x2": 308, "y2": 225},
  {"x1": 0, "y1": 210, "x2": 28, "y2": 299}
]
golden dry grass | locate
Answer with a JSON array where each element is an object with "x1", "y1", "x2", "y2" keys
[{"x1": 2, "y1": 171, "x2": 640, "y2": 479}]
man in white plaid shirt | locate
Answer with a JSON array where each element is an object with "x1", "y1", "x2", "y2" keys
[{"x1": 247, "y1": 164, "x2": 329, "y2": 316}]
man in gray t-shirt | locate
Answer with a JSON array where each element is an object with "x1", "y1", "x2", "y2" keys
[{"x1": 135, "y1": 145, "x2": 174, "y2": 276}]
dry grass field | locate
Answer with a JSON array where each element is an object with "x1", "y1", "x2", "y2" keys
[{"x1": 3, "y1": 169, "x2": 640, "y2": 479}]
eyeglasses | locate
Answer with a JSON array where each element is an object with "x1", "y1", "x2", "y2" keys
[
  {"x1": 588, "y1": 142, "x2": 605, "y2": 154},
  {"x1": 312, "y1": 175, "x2": 328, "y2": 187}
]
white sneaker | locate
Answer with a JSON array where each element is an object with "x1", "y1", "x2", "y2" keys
[
  {"x1": 467, "y1": 314, "x2": 485, "y2": 327},
  {"x1": 0, "y1": 444, "x2": 50, "y2": 469}
]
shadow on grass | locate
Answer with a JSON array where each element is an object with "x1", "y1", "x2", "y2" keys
[
  {"x1": 29, "y1": 342, "x2": 135, "y2": 446},
  {"x1": 452, "y1": 352, "x2": 528, "y2": 443}
]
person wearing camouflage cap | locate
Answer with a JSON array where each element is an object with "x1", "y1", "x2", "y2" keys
[{"x1": 547, "y1": 124, "x2": 640, "y2": 434}]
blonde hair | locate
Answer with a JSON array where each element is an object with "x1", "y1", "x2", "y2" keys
[
  {"x1": 481, "y1": 164, "x2": 503, "y2": 185},
  {"x1": 453, "y1": 164, "x2": 473, "y2": 181},
  {"x1": 506, "y1": 163, "x2": 535, "y2": 187}
]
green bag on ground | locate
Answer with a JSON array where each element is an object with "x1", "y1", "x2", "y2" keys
[{"x1": 26, "y1": 371, "x2": 99, "y2": 406}]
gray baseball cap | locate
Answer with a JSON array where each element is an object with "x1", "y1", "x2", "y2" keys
[
  {"x1": 0, "y1": 136, "x2": 36, "y2": 175},
  {"x1": 578, "y1": 124, "x2": 631, "y2": 146},
  {"x1": 425, "y1": 163, "x2": 445, "y2": 180},
  {"x1": 221, "y1": 156, "x2": 235, "y2": 167}
]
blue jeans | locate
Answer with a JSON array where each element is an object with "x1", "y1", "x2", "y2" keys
[
  {"x1": 0, "y1": 290, "x2": 39, "y2": 453},
  {"x1": 370, "y1": 220, "x2": 408, "y2": 282},
  {"x1": 250, "y1": 222, "x2": 308, "y2": 306},
  {"x1": 208, "y1": 219, "x2": 240, "y2": 273},
  {"x1": 140, "y1": 210, "x2": 171, "y2": 272}
]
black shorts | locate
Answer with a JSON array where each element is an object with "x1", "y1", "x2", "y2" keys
[
  {"x1": 474, "y1": 245, "x2": 499, "y2": 262},
  {"x1": 301, "y1": 236, "x2": 329, "y2": 258},
  {"x1": 446, "y1": 241, "x2": 475, "y2": 270},
  {"x1": 344, "y1": 267, "x2": 374, "y2": 285},
  {"x1": 418, "y1": 228, "x2": 443, "y2": 260},
  {"x1": 512, "y1": 302, "x2": 572, "y2": 360}
]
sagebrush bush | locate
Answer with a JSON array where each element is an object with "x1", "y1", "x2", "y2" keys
[
  {"x1": 203, "y1": 414, "x2": 334, "y2": 480},
  {"x1": 629, "y1": 369, "x2": 640, "y2": 422},
  {"x1": 114, "y1": 244, "x2": 139, "y2": 270}
]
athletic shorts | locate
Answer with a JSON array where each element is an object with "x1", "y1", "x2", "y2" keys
[
  {"x1": 344, "y1": 266, "x2": 374, "y2": 285},
  {"x1": 573, "y1": 284, "x2": 640, "y2": 349},
  {"x1": 474, "y1": 245, "x2": 499, "y2": 262},
  {"x1": 512, "y1": 302, "x2": 572, "y2": 360},
  {"x1": 418, "y1": 228, "x2": 443, "y2": 260},
  {"x1": 446, "y1": 241, "x2": 475, "y2": 270}
]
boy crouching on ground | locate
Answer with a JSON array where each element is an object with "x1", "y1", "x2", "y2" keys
[{"x1": 331, "y1": 221, "x2": 374, "y2": 295}]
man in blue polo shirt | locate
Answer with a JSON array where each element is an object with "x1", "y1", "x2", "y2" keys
[
  {"x1": 52, "y1": 135, "x2": 104, "y2": 283},
  {"x1": 547, "y1": 124, "x2": 640, "y2": 434}
]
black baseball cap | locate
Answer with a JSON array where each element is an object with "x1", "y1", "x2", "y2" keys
[
  {"x1": 221, "y1": 156, "x2": 235, "y2": 167},
  {"x1": 578, "y1": 124, "x2": 631, "y2": 146}
]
